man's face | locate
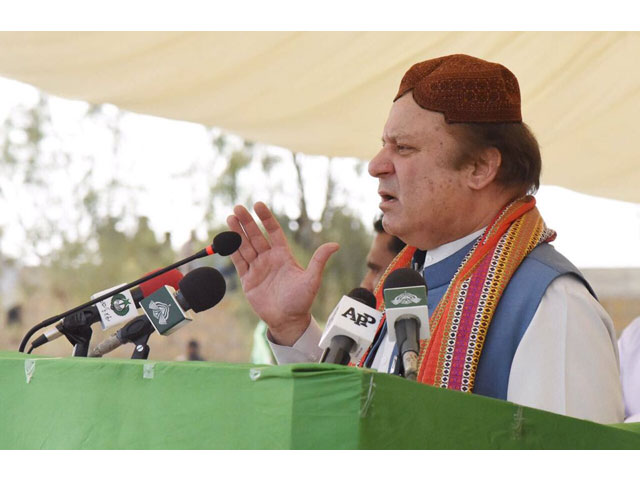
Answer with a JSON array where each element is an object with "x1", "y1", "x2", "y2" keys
[
  {"x1": 368, "y1": 93, "x2": 474, "y2": 250},
  {"x1": 360, "y1": 231, "x2": 397, "y2": 293}
]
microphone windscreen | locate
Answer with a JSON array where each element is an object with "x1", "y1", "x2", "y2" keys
[
  {"x1": 383, "y1": 268, "x2": 426, "y2": 291},
  {"x1": 212, "y1": 231, "x2": 242, "y2": 256},
  {"x1": 347, "y1": 287, "x2": 377, "y2": 309},
  {"x1": 178, "y1": 267, "x2": 227, "y2": 313},
  {"x1": 139, "y1": 269, "x2": 184, "y2": 297}
]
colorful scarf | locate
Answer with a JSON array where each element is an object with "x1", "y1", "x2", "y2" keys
[{"x1": 362, "y1": 196, "x2": 556, "y2": 393}]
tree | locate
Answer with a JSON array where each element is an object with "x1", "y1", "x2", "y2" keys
[
  {"x1": 0, "y1": 93, "x2": 372, "y2": 354},
  {"x1": 0, "y1": 95, "x2": 177, "y2": 309},
  {"x1": 0, "y1": 95, "x2": 133, "y2": 265},
  {"x1": 202, "y1": 131, "x2": 372, "y2": 324}
]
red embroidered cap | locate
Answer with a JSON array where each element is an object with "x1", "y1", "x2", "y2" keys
[{"x1": 394, "y1": 54, "x2": 522, "y2": 123}]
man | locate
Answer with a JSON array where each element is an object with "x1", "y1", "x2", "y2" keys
[
  {"x1": 227, "y1": 54, "x2": 623, "y2": 423},
  {"x1": 618, "y1": 316, "x2": 640, "y2": 421},
  {"x1": 361, "y1": 216, "x2": 406, "y2": 293},
  {"x1": 176, "y1": 339, "x2": 204, "y2": 361}
]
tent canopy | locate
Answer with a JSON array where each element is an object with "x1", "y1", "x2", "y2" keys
[{"x1": 0, "y1": 31, "x2": 638, "y2": 202}]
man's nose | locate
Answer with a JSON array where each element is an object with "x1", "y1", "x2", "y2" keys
[
  {"x1": 360, "y1": 271, "x2": 375, "y2": 292},
  {"x1": 368, "y1": 148, "x2": 393, "y2": 178}
]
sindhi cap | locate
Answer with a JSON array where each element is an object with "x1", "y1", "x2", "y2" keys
[{"x1": 394, "y1": 54, "x2": 522, "y2": 123}]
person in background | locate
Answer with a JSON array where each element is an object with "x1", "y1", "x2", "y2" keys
[
  {"x1": 6, "y1": 304, "x2": 22, "y2": 326},
  {"x1": 251, "y1": 321, "x2": 276, "y2": 365},
  {"x1": 176, "y1": 339, "x2": 204, "y2": 361},
  {"x1": 361, "y1": 216, "x2": 406, "y2": 293},
  {"x1": 618, "y1": 316, "x2": 640, "y2": 422}
]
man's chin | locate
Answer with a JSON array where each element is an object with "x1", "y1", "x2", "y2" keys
[{"x1": 381, "y1": 216, "x2": 402, "y2": 237}]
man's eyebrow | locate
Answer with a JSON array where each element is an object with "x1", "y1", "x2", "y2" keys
[
  {"x1": 382, "y1": 132, "x2": 417, "y2": 143},
  {"x1": 366, "y1": 261, "x2": 380, "y2": 270}
]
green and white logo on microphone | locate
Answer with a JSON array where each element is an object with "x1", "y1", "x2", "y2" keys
[
  {"x1": 110, "y1": 293, "x2": 132, "y2": 316},
  {"x1": 383, "y1": 284, "x2": 430, "y2": 343},
  {"x1": 141, "y1": 286, "x2": 192, "y2": 335},
  {"x1": 384, "y1": 286, "x2": 428, "y2": 309},
  {"x1": 148, "y1": 300, "x2": 171, "y2": 324},
  {"x1": 91, "y1": 284, "x2": 139, "y2": 330}
]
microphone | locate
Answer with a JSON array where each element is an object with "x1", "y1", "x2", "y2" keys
[
  {"x1": 19, "y1": 230, "x2": 241, "y2": 353},
  {"x1": 90, "y1": 267, "x2": 227, "y2": 357},
  {"x1": 382, "y1": 268, "x2": 430, "y2": 381},
  {"x1": 141, "y1": 266, "x2": 227, "y2": 335},
  {"x1": 207, "y1": 231, "x2": 242, "y2": 256},
  {"x1": 88, "y1": 315, "x2": 154, "y2": 358},
  {"x1": 29, "y1": 269, "x2": 184, "y2": 352},
  {"x1": 319, "y1": 287, "x2": 382, "y2": 365},
  {"x1": 91, "y1": 269, "x2": 184, "y2": 330}
]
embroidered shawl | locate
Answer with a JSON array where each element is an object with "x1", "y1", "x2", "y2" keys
[{"x1": 360, "y1": 196, "x2": 556, "y2": 392}]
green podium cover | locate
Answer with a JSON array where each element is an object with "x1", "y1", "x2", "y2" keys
[{"x1": 1, "y1": 351, "x2": 639, "y2": 449}]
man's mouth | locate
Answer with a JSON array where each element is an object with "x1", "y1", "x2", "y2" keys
[{"x1": 378, "y1": 191, "x2": 398, "y2": 208}]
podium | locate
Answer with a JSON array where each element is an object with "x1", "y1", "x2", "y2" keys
[{"x1": 1, "y1": 350, "x2": 639, "y2": 449}]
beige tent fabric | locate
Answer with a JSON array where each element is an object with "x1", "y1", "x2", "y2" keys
[{"x1": 0, "y1": 32, "x2": 638, "y2": 202}]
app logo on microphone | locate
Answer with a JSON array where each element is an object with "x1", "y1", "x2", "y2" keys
[{"x1": 341, "y1": 307, "x2": 377, "y2": 327}]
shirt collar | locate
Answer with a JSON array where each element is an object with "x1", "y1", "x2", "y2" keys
[{"x1": 421, "y1": 228, "x2": 486, "y2": 269}]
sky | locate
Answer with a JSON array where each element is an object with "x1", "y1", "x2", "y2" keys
[{"x1": 1, "y1": 74, "x2": 640, "y2": 269}]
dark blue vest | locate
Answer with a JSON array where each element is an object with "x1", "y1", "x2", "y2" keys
[{"x1": 367, "y1": 241, "x2": 595, "y2": 401}]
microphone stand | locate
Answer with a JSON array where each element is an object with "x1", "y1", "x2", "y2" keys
[
  {"x1": 130, "y1": 332, "x2": 152, "y2": 360},
  {"x1": 19, "y1": 248, "x2": 211, "y2": 353},
  {"x1": 64, "y1": 325, "x2": 93, "y2": 358},
  {"x1": 62, "y1": 309, "x2": 96, "y2": 357},
  {"x1": 27, "y1": 310, "x2": 96, "y2": 357}
]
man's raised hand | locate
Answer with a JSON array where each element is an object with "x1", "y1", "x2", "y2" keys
[{"x1": 226, "y1": 202, "x2": 339, "y2": 346}]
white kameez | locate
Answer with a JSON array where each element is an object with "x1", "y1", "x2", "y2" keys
[{"x1": 268, "y1": 236, "x2": 624, "y2": 424}]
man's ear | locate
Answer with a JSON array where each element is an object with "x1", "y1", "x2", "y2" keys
[{"x1": 466, "y1": 147, "x2": 502, "y2": 190}]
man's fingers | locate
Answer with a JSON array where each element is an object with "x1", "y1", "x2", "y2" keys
[
  {"x1": 226, "y1": 212, "x2": 257, "y2": 264},
  {"x1": 254, "y1": 201, "x2": 290, "y2": 248},
  {"x1": 228, "y1": 250, "x2": 248, "y2": 277},
  {"x1": 306, "y1": 242, "x2": 340, "y2": 284},
  {"x1": 224, "y1": 215, "x2": 249, "y2": 275},
  {"x1": 232, "y1": 204, "x2": 271, "y2": 254}
]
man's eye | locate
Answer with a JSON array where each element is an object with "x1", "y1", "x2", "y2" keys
[{"x1": 397, "y1": 145, "x2": 412, "y2": 152}]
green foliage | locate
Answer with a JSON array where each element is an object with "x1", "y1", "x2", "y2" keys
[
  {"x1": 1, "y1": 94, "x2": 179, "y2": 309},
  {"x1": 272, "y1": 206, "x2": 371, "y2": 325},
  {"x1": 1, "y1": 94, "x2": 373, "y2": 348},
  {"x1": 214, "y1": 149, "x2": 253, "y2": 205},
  {"x1": 0, "y1": 94, "x2": 126, "y2": 261},
  {"x1": 1, "y1": 94, "x2": 51, "y2": 183},
  {"x1": 314, "y1": 210, "x2": 370, "y2": 322},
  {"x1": 43, "y1": 216, "x2": 177, "y2": 304},
  {"x1": 203, "y1": 134, "x2": 373, "y2": 326},
  {"x1": 261, "y1": 154, "x2": 279, "y2": 174}
]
